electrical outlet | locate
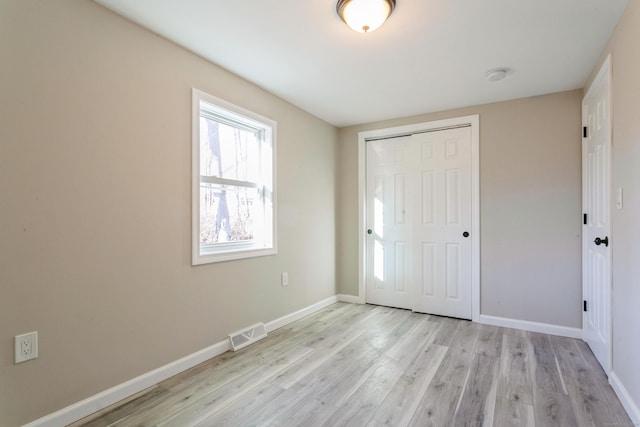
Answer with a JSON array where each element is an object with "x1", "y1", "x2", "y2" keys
[
  {"x1": 281, "y1": 272, "x2": 288, "y2": 286},
  {"x1": 15, "y1": 331, "x2": 38, "y2": 364}
]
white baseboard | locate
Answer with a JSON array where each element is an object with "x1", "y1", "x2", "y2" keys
[
  {"x1": 478, "y1": 314, "x2": 582, "y2": 339},
  {"x1": 23, "y1": 339, "x2": 231, "y2": 427},
  {"x1": 24, "y1": 296, "x2": 339, "y2": 427},
  {"x1": 337, "y1": 294, "x2": 364, "y2": 304},
  {"x1": 610, "y1": 372, "x2": 640, "y2": 425},
  {"x1": 265, "y1": 295, "x2": 337, "y2": 332}
]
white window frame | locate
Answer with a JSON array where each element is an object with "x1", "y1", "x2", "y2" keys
[{"x1": 192, "y1": 89, "x2": 277, "y2": 265}]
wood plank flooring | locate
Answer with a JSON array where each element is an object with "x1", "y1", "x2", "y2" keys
[{"x1": 70, "y1": 303, "x2": 632, "y2": 427}]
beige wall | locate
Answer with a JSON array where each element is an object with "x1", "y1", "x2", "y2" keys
[
  {"x1": 588, "y1": 0, "x2": 640, "y2": 418},
  {"x1": 0, "y1": 1, "x2": 338, "y2": 425},
  {"x1": 338, "y1": 90, "x2": 583, "y2": 328},
  {"x1": 2, "y1": 0, "x2": 618, "y2": 425}
]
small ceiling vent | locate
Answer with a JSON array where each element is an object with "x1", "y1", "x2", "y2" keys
[{"x1": 228, "y1": 323, "x2": 267, "y2": 351}]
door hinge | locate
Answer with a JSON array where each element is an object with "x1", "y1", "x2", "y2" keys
[
  {"x1": 583, "y1": 300, "x2": 588, "y2": 312},
  {"x1": 583, "y1": 213, "x2": 587, "y2": 225},
  {"x1": 583, "y1": 126, "x2": 588, "y2": 138}
]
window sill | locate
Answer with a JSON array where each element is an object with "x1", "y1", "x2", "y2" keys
[{"x1": 192, "y1": 247, "x2": 277, "y2": 265}]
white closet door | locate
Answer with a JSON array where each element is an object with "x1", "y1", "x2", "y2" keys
[
  {"x1": 411, "y1": 127, "x2": 472, "y2": 318},
  {"x1": 365, "y1": 136, "x2": 413, "y2": 309},
  {"x1": 365, "y1": 127, "x2": 472, "y2": 319}
]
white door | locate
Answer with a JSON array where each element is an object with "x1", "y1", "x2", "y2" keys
[
  {"x1": 365, "y1": 136, "x2": 413, "y2": 310},
  {"x1": 365, "y1": 127, "x2": 472, "y2": 319},
  {"x1": 582, "y1": 55, "x2": 612, "y2": 374},
  {"x1": 412, "y1": 127, "x2": 472, "y2": 318}
]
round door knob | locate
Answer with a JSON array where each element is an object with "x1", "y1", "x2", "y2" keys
[
  {"x1": 594, "y1": 236, "x2": 609, "y2": 247},
  {"x1": 367, "y1": 229, "x2": 373, "y2": 235},
  {"x1": 463, "y1": 231, "x2": 470, "y2": 238}
]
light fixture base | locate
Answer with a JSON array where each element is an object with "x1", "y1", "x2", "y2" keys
[{"x1": 337, "y1": 0, "x2": 396, "y2": 33}]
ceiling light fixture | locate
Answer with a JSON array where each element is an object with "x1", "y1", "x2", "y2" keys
[
  {"x1": 486, "y1": 68, "x2": 507, "y2": 82},
  {"x1": 337, "y1": 0, "x2": 396, "y2": 33}
]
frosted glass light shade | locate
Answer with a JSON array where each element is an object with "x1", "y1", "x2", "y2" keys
[{"x1": 337, "y1": 0, "x2": 396, "y2": 33}]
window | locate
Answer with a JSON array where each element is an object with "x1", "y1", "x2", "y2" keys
[{"x1": 192, "y1": 89, "x2": 276, "y2": 265}]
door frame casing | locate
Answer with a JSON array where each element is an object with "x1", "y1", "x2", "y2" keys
[{"x1": 357, "y1": 115, "x2": 480, "y2": 322}]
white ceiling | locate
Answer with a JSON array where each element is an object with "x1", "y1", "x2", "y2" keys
[{"x1": 95, "y1": 0, "x2": 628, "y2": 127}]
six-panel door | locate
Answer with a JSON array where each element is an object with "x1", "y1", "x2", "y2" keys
[
  {"x1": 412, "y1": 127, "x2": 472, "y2": 318},
  {"x1": 582, "y1": 57, "x2": 612, "y2": 374},
  {"x1": 365, "y1": 136, "x2": 414, "y2": 310}
]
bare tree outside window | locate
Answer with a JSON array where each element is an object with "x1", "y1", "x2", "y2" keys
[{"x1": 199, "y1": 118, "x2": 259, "y2": 245}]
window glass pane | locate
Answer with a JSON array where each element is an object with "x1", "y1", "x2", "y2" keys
[
  {"x1": 199, "y1": 183, "x2": 260, "y2": 245},
  {"x1": 199, "y1": 117, "x2": 260, "y2": 182}
]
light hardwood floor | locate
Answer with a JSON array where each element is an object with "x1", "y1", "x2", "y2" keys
[{"x1": 71, "y1": 303, "x2": 632, "y2": 426}]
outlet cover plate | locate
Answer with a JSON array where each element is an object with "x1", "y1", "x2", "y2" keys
[{"x1": 15, "y1": 331, "x2": 38, "y2": 363}]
